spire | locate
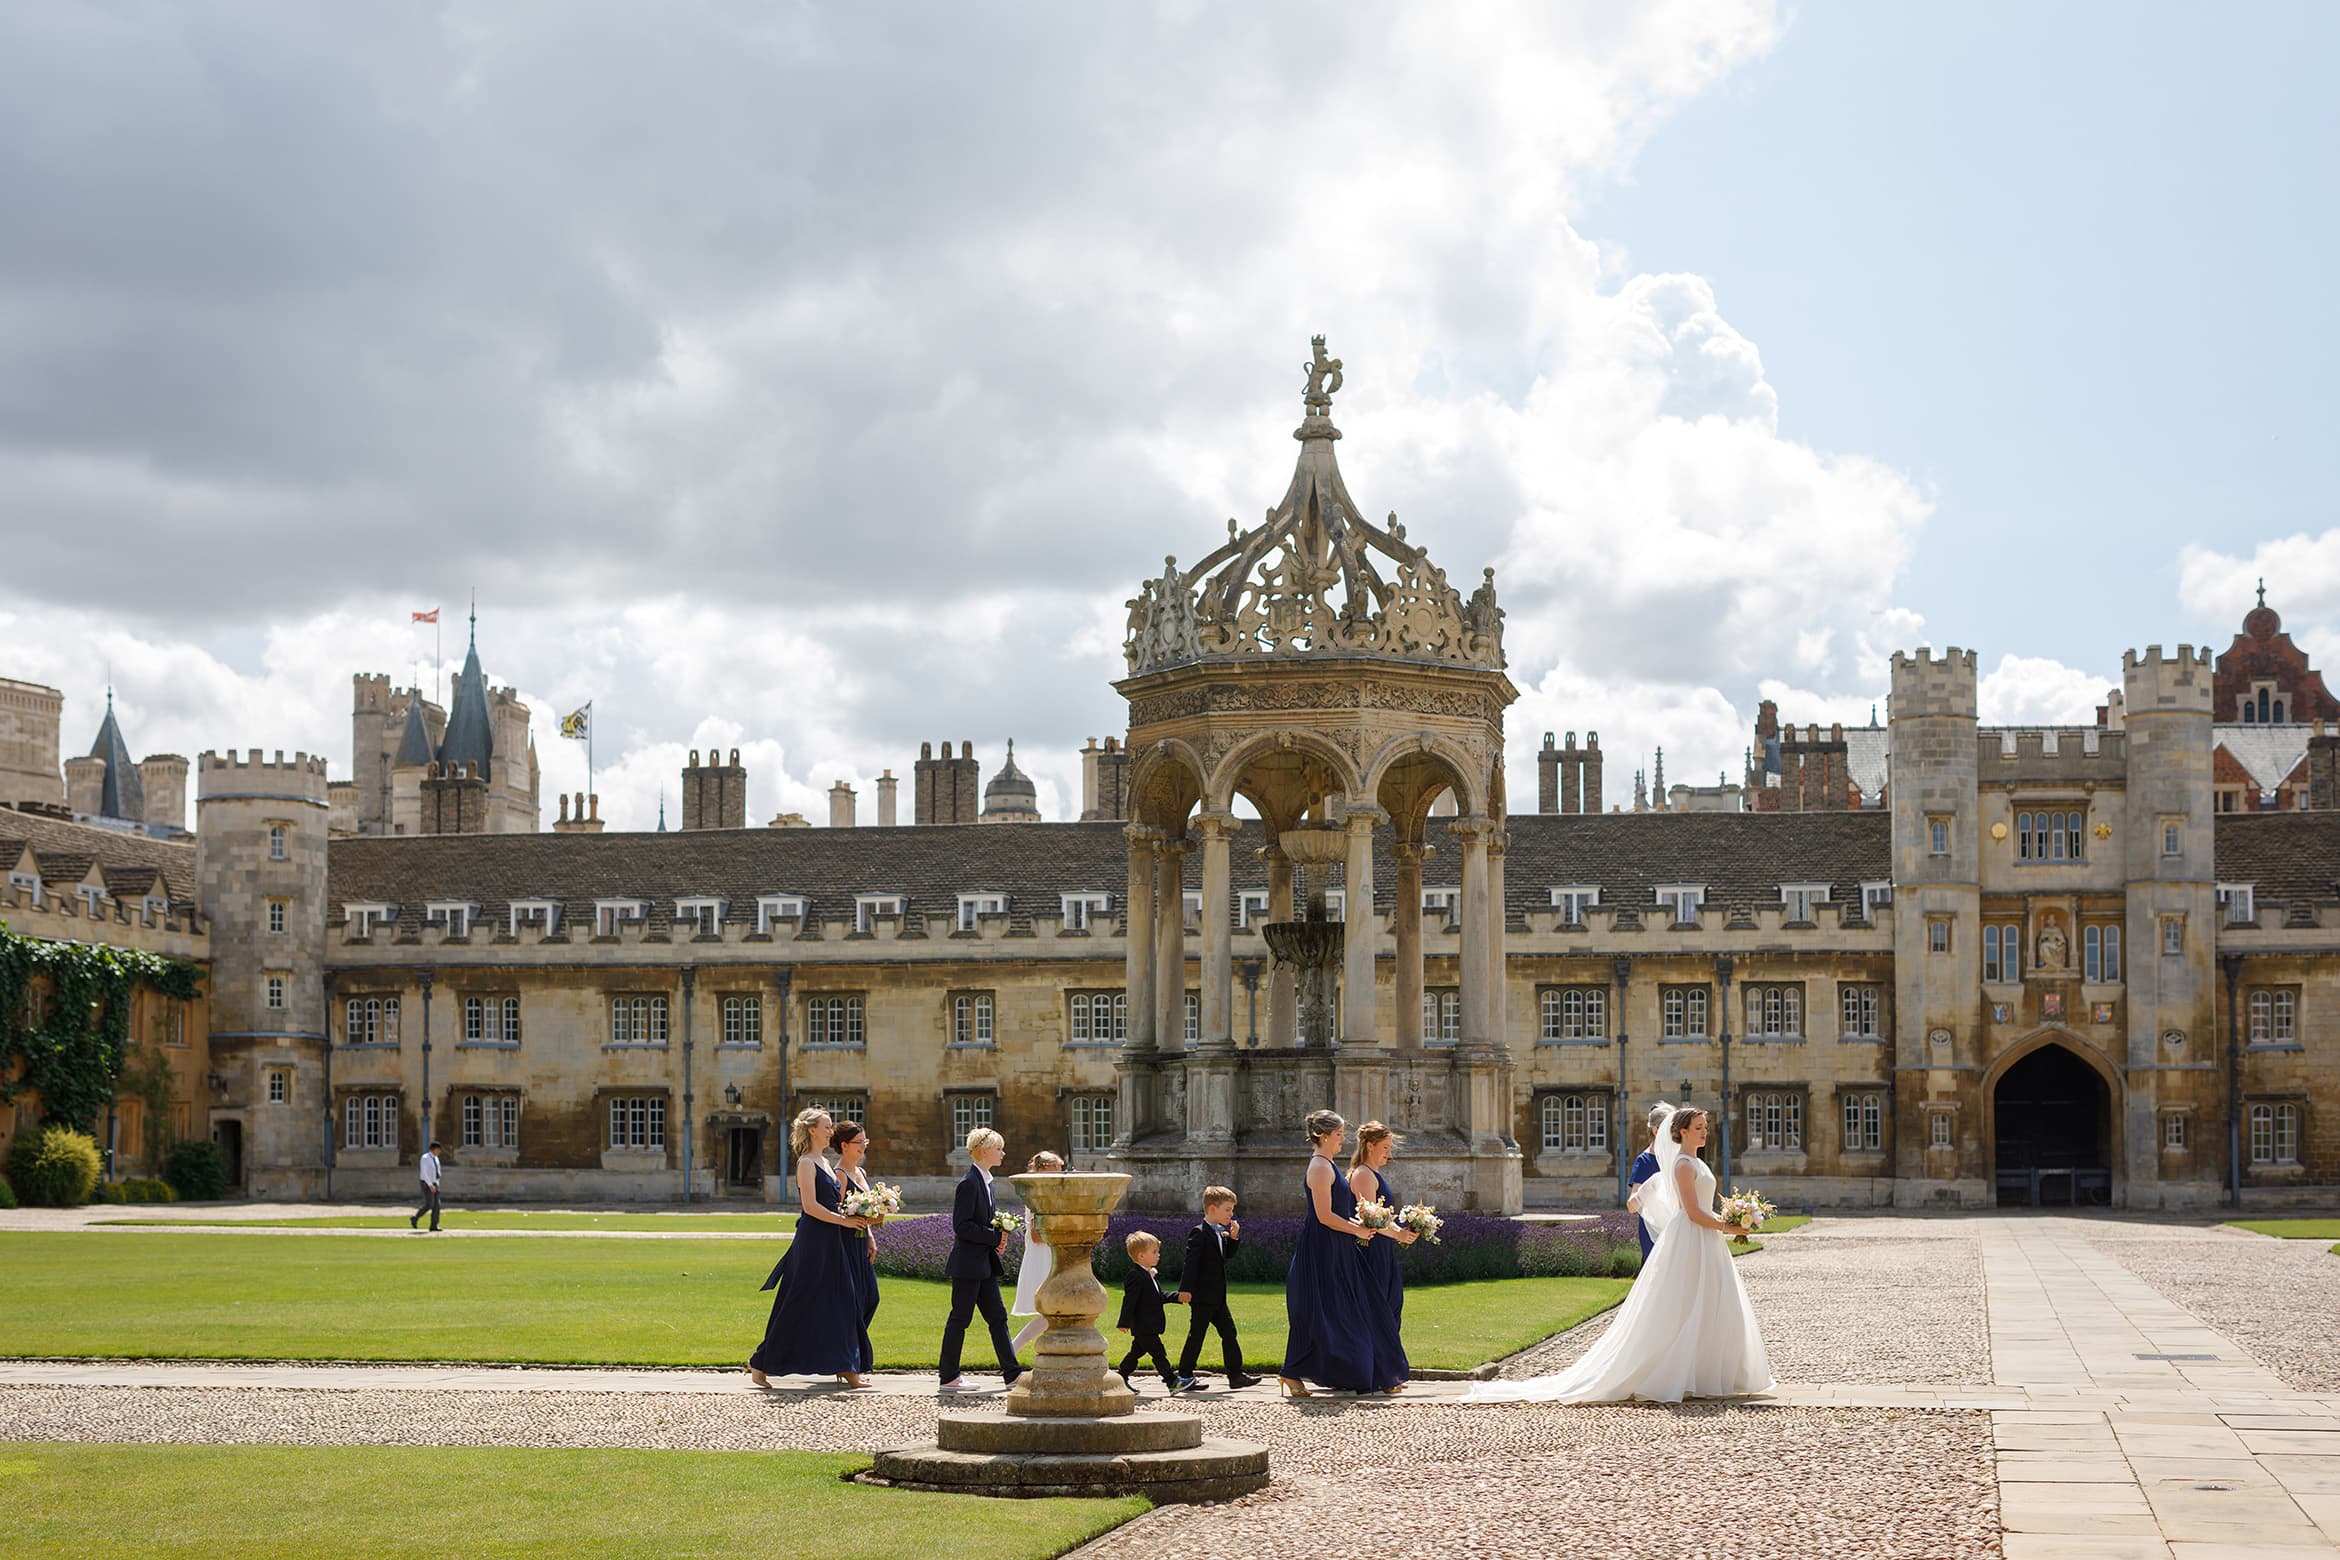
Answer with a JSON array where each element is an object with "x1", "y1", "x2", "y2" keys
[
  {"x1": 435, "y1": 607, "x2": 494, "y2": 782},
  {"x1": 392, "y1": 694, "x2": 433, "y2": 769},
  {"x1": 657, "y1": 791, "x2": 668, "y2": 832},
  {"x1": 86, "y1": 692, "x2": 144, "y2": 822},
  {"x1": 1653, "y1": 745, "x2": 1666, "y2": 801}
]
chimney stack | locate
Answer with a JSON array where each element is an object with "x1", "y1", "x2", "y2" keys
[
  {"x1": 829, "y1": 780, "x2": 857, "y2": 828},
  {"x1": 876, "y1": 770, "x2": 898, "y2": 827}
]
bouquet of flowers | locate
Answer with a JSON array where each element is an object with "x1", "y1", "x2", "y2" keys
[
  {"x1": 991, "y1": 1211, "x2": 1023, "y2": 1236},
  {"x1": 1395, "y1": 1203, "x2": 1445, "y2": 1245},
  {"x1": 1352, "y1": 1198, "x2": 1394, "y2": 1247},
  {"x1": 841, "y1": 1182, "x2": 902, "y2": 1232},
  {"x1": 1719, "y1": 1187, "x2": 1776, "y2": 1237}
]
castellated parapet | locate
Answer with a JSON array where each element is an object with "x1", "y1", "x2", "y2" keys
[
  {"x1": 2122, "y1": 644, "x2": 2215, "y2": 713},
  {"x1": 1888, "y1": 647, "x2": 1979, "y2": 718}
]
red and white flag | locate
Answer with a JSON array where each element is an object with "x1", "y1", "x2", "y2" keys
[{"x1": 412, "y1": 608, "x2": 439, "y2": 623}]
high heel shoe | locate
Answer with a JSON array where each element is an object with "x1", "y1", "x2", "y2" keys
[{"x1": 1277, "y1": 1377, "x2": 1312, "y2": 1399}]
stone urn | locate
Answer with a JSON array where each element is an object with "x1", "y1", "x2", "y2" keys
[{"x1": 866, "y1": 1172, "x2": 1270, "y2": 1503}]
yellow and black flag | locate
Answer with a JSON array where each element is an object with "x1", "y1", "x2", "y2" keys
[{"x1": 559, "y1": 703, "x2": 591, "y2": 741}]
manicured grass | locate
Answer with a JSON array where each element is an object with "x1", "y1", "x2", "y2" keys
[
  {"x1": 0, "y1": 1442, "x2": 1146, "y2": 1559},
  {"x1": 0, "y1": 1232, "x2": 1624, "y2": 1372},
  {"x1": 2227, "y1": 1219, "x2": 2340, "y2": 1241},
  {"x1": 1755, "y1": 1214, "x2": 1812, "y2": 1236},
  {"x1": 96, "y1": 1210, "x2": 796, "y2": 1233}
]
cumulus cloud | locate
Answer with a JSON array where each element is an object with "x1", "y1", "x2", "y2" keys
[
  {"x1": 2179, "y1": 532, "x2": 2340, "y2": 667},
  {"x1": 0, "y1": 1, "x2": 1958, "y2": 827}
]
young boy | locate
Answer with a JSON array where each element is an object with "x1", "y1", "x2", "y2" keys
[
  {"x1": 1175, "y1": 1186, "x2": 1261, "y2": 1389},
  {"x1": 938, "y1": 1127, "x2": 1023, "y2": 1392},
  {"x1": 1115, "y1": 1231, "x2": 1185, "y2": 1392}
]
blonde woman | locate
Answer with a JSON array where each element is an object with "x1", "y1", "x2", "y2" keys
[
  {"x1": 749, "y1": 1108, "x2": 876, "y2": 1390},
  {"x1": 1278, "y1": 1109, "x2": 1402, "y2": 1397},
  {"x1": 1009, "y1": 1150, "x2": 1064, "y2": 1356}
]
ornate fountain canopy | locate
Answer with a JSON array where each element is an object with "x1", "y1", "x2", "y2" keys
[{"x1": 1122, "y1": 337, "x2": 1506, "y2": 678}]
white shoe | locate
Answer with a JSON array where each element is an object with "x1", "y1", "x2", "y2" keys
[{"x1": 937, "y1": 1376, "x2": 969, "y2": 1392}]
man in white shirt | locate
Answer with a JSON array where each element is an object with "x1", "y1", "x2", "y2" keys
[{"x1": 411, "y1": 1140, "x2": 444, "y2": 1232}]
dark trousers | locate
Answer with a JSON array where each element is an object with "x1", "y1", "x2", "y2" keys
[
  {"x1": 1176, "y1": 1299, "x2": 1245, "y2": 1379},
  {"x1": 938, "y1": 1273, "x2": 1018, "y2": 1382},
  {"x1": 413, "y1": 1182, "x2": 441, "y2": 1230},
  {"x1": 1119, "y1": 1333, "x2": 1175, "y2": 1384}
]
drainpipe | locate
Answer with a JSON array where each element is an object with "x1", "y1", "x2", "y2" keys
[
  {"x1": 681, "y1": 965, "x2": 696, "y2": 1206},
  {"x1": 1715, "y1": 953, "x2": 1735, "y2": 1189},
  {"x1": 322, "y1": 971, "x2": 336, "y2": 1201},
  {"x1": 418, "y1": 970, "x2": 434, "y2": 1154},
  {"x1": 773, "y1": 967, "x2": 794, "y2": 1188},
  {"x1": 2222, "y1": 952, "x2": 2243, "y2": 1210},
  {"x1": 1612, "y1": 953, "x2": 1633, "y2": 1208}
]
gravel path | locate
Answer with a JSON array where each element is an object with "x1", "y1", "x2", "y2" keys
[
  {"x1": 0, "y1": 1383, "x2": 1996, "y2": 1560},
  {"x1": 2098, "y1": 1229, "x2": 2340, "y2": 1392},
  {"x1": 1499, "y1": 1233, "x2": 1990, "y2": 1386}
]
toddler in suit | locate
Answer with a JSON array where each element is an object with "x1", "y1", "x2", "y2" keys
[{"x1": 1115, "y1": 1231, "x2": 1185, "y2": 1392}]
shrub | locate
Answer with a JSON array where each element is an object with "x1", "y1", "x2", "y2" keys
[
  {"x1": 160, "y1": 1138, "x2": 230, "y2": 1202},
  {"x1": 6, "y1": 1125, "x2": 104, "y2": 1207},
  {"x1": 92, "y1": 1176, "x2": 178, "y2": 1205},
  {"x1": 0, "y1": 1171, "x2": 15, "y2": 1210}
]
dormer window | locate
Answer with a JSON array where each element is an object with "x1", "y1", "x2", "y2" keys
[
  {"x1": 1422, "y1": 887, "x2": 1461, "y2": 924},
  {"x1": 1861, "y1": 882, "x2": 1894, "y2": 917},
  {"x1": 1060, "y1": 893, "x2": 1111, "y2": 932},
  {"x1": 1780, "y1": 883, "x2": 1830, "y2": 923},
  {"x1": 10, "y1": 871, "x2": 42, "y2": 907},
  {"x1": 956, "y1": 893, "x2": 1007, "y2": 933},
  {"x1": 674, "y1": 897, "x2": 725, "y2": 938},
  {"x1": 755, "y1": 895, "x2": 808, "y2": 935},
  {"x1": 428, "y1": 901, "x2": 476, "y2": 939},
  {"x1": 1655, "y1": 885, "x2": 1705, "y2": 925},
  {"x1": 2217, "y1": 884, "x2": 2255, "y2": 927},
  {"x1": 1320, "y1": 888, "x2": 1345, "y2": 922},
  {"x1": 1238, "y1": 890, "x2": 1271, "y2": 929},
  {"x1": 144, "y1": 894, "x2": 169, "y2": 923},
  {"x1": 594, "y1": 899, "x2": 648, "y2": 936},
  {"x1": 508, "y1": 899, "x2": 559, "y2": 937},
  {"x1": 77, "y1": 885, "x2": 107, "y2": 915},
  {"x1": 345, "y1": 903, "x2": 395, "y2": 938},
  {"x1": 854, "y1": 894, "x2": 905, "y2": 934},
  {"x1": 1550, "y1": 886, "x2": 1599, "y2": 926}
]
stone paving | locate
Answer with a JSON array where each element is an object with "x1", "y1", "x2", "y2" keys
[{"x1": 5, "y1": 1210, "x2": 2339, "y2": 1557}]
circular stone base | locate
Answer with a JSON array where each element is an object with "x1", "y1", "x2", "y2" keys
[{"x1": 868, "y1": 1414, "x2": 1268, "y2": 1503}]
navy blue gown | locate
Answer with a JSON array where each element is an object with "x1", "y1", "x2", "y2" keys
[
  {"x1": 842, "y1": 1167, "x2": 881, "y2": 1372},
  {"x1": 1358, "y1": 1167, "x2": 1410, "y2": 1383},
  {"x1": 750, "y1": 1160, "x2": 865, "y2": 1377},
  {"x1": 1281, "y1": 1155, "x2": 1397, "y2": 1391}
]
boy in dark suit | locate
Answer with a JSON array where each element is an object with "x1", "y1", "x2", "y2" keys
[
  {"x1": 1115, "y1": 1231, "x2": 1184, "y2": 1392},
  {"x1": 1175, "y1": 1185, "x2": 1261, "y2": 1389},
  {"x1": 1624, "y1": 1102, "x2": 1671, "y2": 1264},
  {"x1": 938, "y1": 1127, "x2": 1024, "y2": 1392}
]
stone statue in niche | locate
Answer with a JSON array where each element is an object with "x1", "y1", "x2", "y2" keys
[{"x1": 2037, "y1": 920, "x2": 2068, "y2": 971}]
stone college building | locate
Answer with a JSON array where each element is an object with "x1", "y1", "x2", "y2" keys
[{"x1": 5, "y1": 346, "x2": 2337, "y2": 1215}]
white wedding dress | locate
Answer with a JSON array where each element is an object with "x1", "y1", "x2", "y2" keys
[{"x1": 1470, "y1": 1111, "x2": 1773, "y2": 1404}]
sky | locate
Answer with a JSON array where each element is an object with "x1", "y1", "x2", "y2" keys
[{"x1": 1, "y1": 1, "x2": 2334, "y2": 832}]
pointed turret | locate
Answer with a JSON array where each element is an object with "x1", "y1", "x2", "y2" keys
[
  {"x1": 392, "y1": 695, "x2": 434, "y2": 769},
  {"x1": 435, "y1": 610, "x2": 494, "y2": 782},
  {"x1": 85, "y1": 690, "x2": 145, "y2": 823}
]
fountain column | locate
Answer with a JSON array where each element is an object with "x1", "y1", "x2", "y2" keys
[
  {"x1": 1340, "y1": 806, "x2": 1383, "y2": 1046},
  {"x1": 1154, "y1": 836, "x2": 1189, "y2": 1051},
  {"x1": 1195, "y1": 811, "x2": 1237, "y2": 1048},
  {"x1": 1454, "y1": 817, "x2": 1494, "y2": 1047},
  {"x1": 1115, "y1": 826, "x2": 1157, "y2": 1152},
  {"x1": 1392, "y1": 840, "x2": 1426, "y2": 1050},
  {"x1": 1264, "y1": 845, "x2": 1296, "y2": 1047}
]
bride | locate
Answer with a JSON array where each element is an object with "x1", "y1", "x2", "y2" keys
[{"x1": 1470, "y1": 1104, "x2": 1772, "y2": 1404}]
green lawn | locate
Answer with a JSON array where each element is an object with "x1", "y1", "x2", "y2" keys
[
  {"x1": 96, "y1": 1211, "x2": 796, "y2": 1233},
  {"x1": 0, "y1": 1232, "x2": 1626, "y2": 1372},
  {"x1": 0, "y1": 1443, "x2": 1145, "y2": 1559},
  {"x1": 1754, "y1": 1214, "x2": 1812, "y2": 1236},
  {"x1": 2227, "y1": 1219, "x2": 2340, "y2": 1241}
]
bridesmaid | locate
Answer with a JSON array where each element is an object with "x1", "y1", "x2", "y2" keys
[
  {"x1": 834, "y1": 1118, "x2": 883, "y2": 1376},
  {"x1": 1347, "y1": 1120, "x2": 1417, "y2": 1394},
  {"x1": 1009, "y1": 1150, "x2": 1065, "y2": 1358},
  {"x1": 748, "y1": 1109, "x2": 875, "y2": 1390},
  {"x1": 1279, "y1": 1109, "x2": 1400, "y2": 1397}
]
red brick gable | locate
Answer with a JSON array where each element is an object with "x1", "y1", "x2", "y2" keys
[{"x1": 2211, "y1": 599, "x2": 2340, "y2": 723}]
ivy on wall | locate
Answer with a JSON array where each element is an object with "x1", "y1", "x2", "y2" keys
[{"x1": 0, "y1": 921, "x2": 204, "y2": 1135}]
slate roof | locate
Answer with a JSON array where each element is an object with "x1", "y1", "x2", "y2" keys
[
  {"x1": 436, "y1": 632, "x2": 495, "y2": 780},
  {"x1": 322, "y1": 810, "x2": 1893, "y2": 936},
  {"x1": 2213, "y1": 725, "x2": 2313, "y2": 794},
  {"x1": 0, "y1": 804, "x2": 196, "y2": 904},
  {"x1": 393, "y1": 695, "x2": 435, "y2": 769},
  {"x1": 2213, "y1": 813, "x2": 2340, "y2": 923}
]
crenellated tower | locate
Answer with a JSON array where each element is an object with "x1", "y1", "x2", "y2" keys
[{"x1": 196, "y1": 748, "x2": 331, "y2": 1198}]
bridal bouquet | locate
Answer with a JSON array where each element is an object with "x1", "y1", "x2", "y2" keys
[
  {"x1": 1352, "y1": 1198, "x2": 1394, "y2": 1247},
  {"x1": 991, "y1": 1211, "x2": 1023, "y2": 1236},
  {"x1": 841, "y1": 1182, "x2": 902, "y2": 1229},
  {"x1": 1395, "y1": 1203, "x2": 1445, "y2": 1245},
  {"x1": 1719, "y1": 1187, "x2": 1777, "y2": 1236}
]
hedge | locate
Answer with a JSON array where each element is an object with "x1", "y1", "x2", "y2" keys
[{"x1": 6, "y1": 1124, "x2": 103, "y2": 1206}]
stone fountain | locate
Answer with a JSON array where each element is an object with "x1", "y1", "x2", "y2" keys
[
  {"x1": 866, "y1": 1172, "x2": 1269, "y2": 1502},
  {"x1": 1260, "y1": 822, "x2": 1347, "y2": 1048}
]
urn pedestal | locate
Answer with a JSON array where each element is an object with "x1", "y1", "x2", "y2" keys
[{"x1": 866, "y1": 1172, "x2": 1269, "y2": 1503}]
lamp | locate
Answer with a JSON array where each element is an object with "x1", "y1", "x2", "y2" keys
[
  {"x1": 723, "y1": 1082, "x2": 742, "y2": 1108},
  {"x1": 206, "y1": 1072, "x2": 226, "y2": 1092}
]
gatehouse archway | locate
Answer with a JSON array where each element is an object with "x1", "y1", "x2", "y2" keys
[{"x1": 1990, "y1": 1040, "x2": 2114, "y2": 1207}]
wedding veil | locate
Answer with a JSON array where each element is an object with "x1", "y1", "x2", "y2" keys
[{"x1": 1636, "y1": 1103, "x2": 1686, "y2": 1242}]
